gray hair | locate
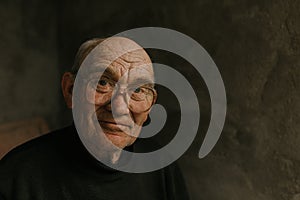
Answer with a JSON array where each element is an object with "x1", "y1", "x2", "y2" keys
[{"x1": 71, "y1": 38, "x2": 106, "y2": 74}]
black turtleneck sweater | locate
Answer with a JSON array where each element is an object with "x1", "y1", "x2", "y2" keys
[{"x1": 0, "y1": 125, "x2": 189, "y2": 200}]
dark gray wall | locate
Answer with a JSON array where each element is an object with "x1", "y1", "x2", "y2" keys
[
  {"x1": 0, "y1": 0, "x2": 61, "y2": 128},
  {"x1": 1, "y1": 0, "x2": 300, "y2": 199}
]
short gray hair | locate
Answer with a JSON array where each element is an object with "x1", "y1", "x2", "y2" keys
[{"x1": 71, "y1": 38, "x2": 106, "y2": 73}]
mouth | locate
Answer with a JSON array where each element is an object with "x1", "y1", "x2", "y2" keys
[{"x1": 98, "y1": 120, "x2": 132, "y2": 131}]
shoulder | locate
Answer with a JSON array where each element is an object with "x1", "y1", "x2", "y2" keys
[
  {"x1": 0, "y1": 125, "x2": 74, "y2": 166},
  {"x1": 0, "y1": 125, "x2": 76, "y2": 199}
]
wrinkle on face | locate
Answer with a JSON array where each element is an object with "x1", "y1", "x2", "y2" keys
[
  {"x1": 75, "y1": 37, "x2": 155, "y2": 163},
  {"x1": 89, "y1": 38, "x2": 154, "y2": 148}
]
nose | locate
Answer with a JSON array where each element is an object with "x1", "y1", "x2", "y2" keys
[{"x1": 108, "y1": 88, "x2": 130, "y2": 116}]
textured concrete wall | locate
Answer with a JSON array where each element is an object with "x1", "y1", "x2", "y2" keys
[
  {"x1": 1, "y1": 0, "x2": 300, "y2": 199},
  {"x1": 0, "y1": 0, "x2": 61, "y2": 129},
  {"x1": 179, "y1": 1, "x2": 300, "y2": 200}
]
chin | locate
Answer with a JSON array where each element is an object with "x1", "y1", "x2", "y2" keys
[{"x1": 104, "y1": 131, "x2": 136, "y2": 149}]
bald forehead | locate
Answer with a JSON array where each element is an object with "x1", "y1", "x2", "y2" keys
[
  {"x1": 78, "y1": 37, "x2": 154, "y2": 86},
  {"x1": 84, "y1": 37, "x2": 154, "y2": 77},
  {"x1": 110, "y1": 49, "x2": 152, "y2": 69},
  {"x1": 98, "y1": 37, "x2": 152, "y2": 67}
]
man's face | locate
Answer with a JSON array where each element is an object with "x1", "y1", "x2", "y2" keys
[
  {"x1": 63, "y1": 38, "x2": 156, "y2": 151},
  {"x1": 90, "y1": 50, "x2": 155, "y2": 149}
]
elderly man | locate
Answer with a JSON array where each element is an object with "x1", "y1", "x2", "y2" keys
[{"x1": 0, "y1": 37, "x2": 189, "y2": 200}]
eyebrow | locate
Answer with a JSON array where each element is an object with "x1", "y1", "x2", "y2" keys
[
  {"x1": 102, "y1": 67, "x2": 118, "y2": 80},
  {"x1": 86, "y1": 66, "x2": 118, "y2": 80},
  {"x1": 128, "y1": 78, "x2": 155, "y2": 87}
]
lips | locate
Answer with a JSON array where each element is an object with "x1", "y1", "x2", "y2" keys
[{"x1": 98, "y1": 120, "x2": 131, "y2": 132}]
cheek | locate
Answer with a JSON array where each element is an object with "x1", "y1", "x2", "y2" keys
[
  {"x1": 132, "y1": 112, "x2": 149, "y2": 125},
  {"x1": 86, "y1": 89, "x2": 111, "y2": 105}
]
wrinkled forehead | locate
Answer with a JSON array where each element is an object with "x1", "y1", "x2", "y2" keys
[{"x1": 80, "y1": 37, "x2": 154, "y2": 81}]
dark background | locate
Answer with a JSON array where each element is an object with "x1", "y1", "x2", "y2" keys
[{"x1": 0, "y1": 0, "x2": 300, "y2": 199}]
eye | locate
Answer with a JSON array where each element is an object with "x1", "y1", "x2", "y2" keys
[
  {"x1": 130, "y1": 86, "x2": 155, "y2": 101},
  {"x1": 93, "y1": 78, "x2": 113, "y2": 93},
  {"x1": 134, "y1": 87, "x2": 141, "y2": 93},
  {"x1": 98, "y1": 79, "x2": 108, "y2": 86}
]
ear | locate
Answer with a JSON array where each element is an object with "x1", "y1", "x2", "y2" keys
[
  {"x1": 152, "y1": 89, "x2": 158, "y2": 105},
  {"x1": 61, "y1": 72, "x2": 75, "y2": 108}
]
